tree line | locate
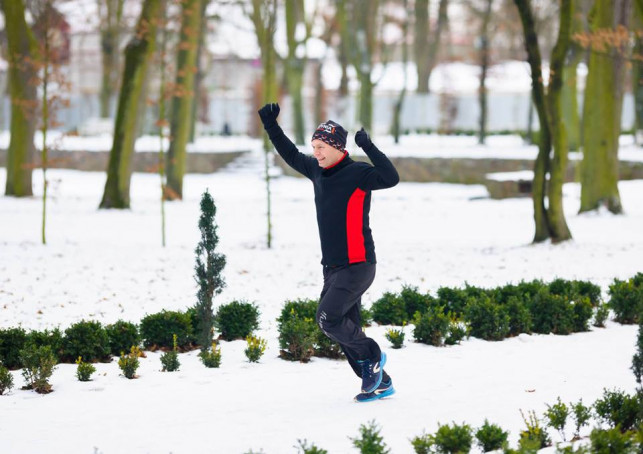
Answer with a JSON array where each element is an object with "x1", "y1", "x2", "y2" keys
[{"x1": 1, "y1": 0, "x2": 642, "y2": 246}]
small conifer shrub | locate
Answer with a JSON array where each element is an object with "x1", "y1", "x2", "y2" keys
[
  {"x1": 0, "y1": 364, "x2": 14, "y2": 395},
  {"x1": 62, "y1": 320, "x2": 111, "y2": 363},
  {"x1": 277, "y1": 304, "x2": 316, "y2": 362},
  {"x1": 199, "y1": 342, "x2": 222, "y2": 368},
  {"x1": 245, "y1": 335, "x2": 267, "y2": 363},
  {"x1": 608, "y1": 274, "x2": 643, "y2": 324},
  {"x1": 594, "y1": 389, "x2": 640, "y2": 433},
  {"x1": 570, "y1": 399, "x2": 592, "y2": 440},
  {"x1": 214, "y1": 300, "x2": 260, "y2": 341},
  {"x1": 25, "y1": 328, "x2": 64, "y2": 359},
  {"x1": 75, "y1": 357, "x2": 96, "y2": 382},
  {"x1": 295, "y1": 439, "x2": 327, "y2": 454},
  {"x1": 118, "y1": 346, "x2": 141, "y2": 379},
  {"x1": 105, "y1": 320, "x2": 140, "y2": 357},
  {"x1": 193, "y1": 190, "x2": 226, "y2": 350},
  {"x1": 475, "y1": 420, "x2": 508, "y2": 452},
  {"x1": 413, "y1": 306, "x2": 450, "y2": 346},
  {"x1": 589, "y1": 427, "x2": 636, "y2": 453},
  {"x1": 464, "y1": 295, "x2": 510, "y2": 341},
  {"x1": 140, "y1": 310, "x2": 194, "y2": 349},
  {"x1": 519, "y1": 410, "x2": 551, "y2": 450},
  {"x1": 160, "y1": 334, "x2": 181, "y2": 372},
  {"x1": 433, "y1": 422, "x2": 473, "y2": 454},
  {"x1": 350, "y1": 420, "x2": 390, "y2": 454},
  {"x1": 20, "y1": 343, "x2": 57, "y2": 393},
  {"x1": 0, "y1": 327, "x2": 28, "y2": 369},
  {"x1": 545, "y1": 397, "x2": 570, "y2": 441},
  {"x1": 371, "y1": 291, "x2": 407, "y2": 325},
  {"x1": 633, "y1": 319, "x2": 643, "y2": 385},
  {"x1": 385, "y1": 326, "x2": 405, "y2": 349},
  {"x1": 410, "y1": 433, "x2": 434, "y2": 454}
]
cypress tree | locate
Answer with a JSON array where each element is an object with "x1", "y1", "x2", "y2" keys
[
  {"x1": 632, "y1": 318, "x2": 643, "y2": 386},
  {"x1": 194, "y1": 190, "x2": 226, "y2": 350}
]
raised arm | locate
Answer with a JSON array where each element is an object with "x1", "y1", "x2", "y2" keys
[
  {"x1": 354, "y1": 128, "x2": 400, "y2": 190},
  {"x1": 257, "y1": 103, "x2": 318, "y2": 180}
]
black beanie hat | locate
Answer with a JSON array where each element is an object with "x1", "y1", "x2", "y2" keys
[{"x1": 311, "y1": 120, "x2": 348, "y2": 150}]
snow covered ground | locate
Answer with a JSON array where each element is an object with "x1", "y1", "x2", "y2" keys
[{"x1": 0, "y1": 138, "x2": 642, "y2": 453}]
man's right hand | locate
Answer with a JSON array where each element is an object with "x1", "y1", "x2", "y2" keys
[{"x1": 258, "y1": 103, "x2": 280, "y2": 128}]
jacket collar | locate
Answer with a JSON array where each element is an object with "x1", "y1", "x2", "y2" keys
[{"x1": 322, "y1": 151, "x2": 353, "y2": 176}]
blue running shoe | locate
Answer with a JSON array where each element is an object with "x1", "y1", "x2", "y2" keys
[
  {"x1": 354, "y1": 378, "x2": 395, "y2": 403},
  {"x1": 358, "y1": 352, "x2": 387, "y2": 393}
]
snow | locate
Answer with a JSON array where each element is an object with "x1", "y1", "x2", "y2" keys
[
  {"x1": 486, "y1": 170, "x2": 534, "y2": 182},
  {"x1": 1, "y1": 138, "x2": 642, "y2": 453}
]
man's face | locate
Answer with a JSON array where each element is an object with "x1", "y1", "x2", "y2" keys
[{"x1": 311, "y1": 139, "x2": 344, "y2": 168}]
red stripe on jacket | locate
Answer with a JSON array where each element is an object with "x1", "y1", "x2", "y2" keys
[{"x1": 346, "y1": 188, "x2": 367, "y2": 263}]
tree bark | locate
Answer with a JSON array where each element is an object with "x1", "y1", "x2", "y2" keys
[
  {"x1": 350, "y1": 0, "x2": 379, "y2": 131},
  {"x1": 415, "y1": 0, "x2": 449, "y2": 94},
  {"x1": 1, "y1": 0, "x2": 38, "y2": 197},
  {"x1": 284, "y1": 0, "x2": 307, "y2": 145},
  {"x1": 633, "y1": 0, "x2": 643, "y2": 144},
  {"x1": 579, "y1": 0, "x2": 631, "y2": 214},
  {"x1": 514, "y1": 0, "x2": 551, "y2": 242},
  {"x1": 100, "y1": 0, "x2": 124, "y2": 119},
  {"x1": 545, "y1": 0, "x2": 573, "y2": 242},
  {"x1": 392, "y1": 0, "x2": 410, "y2": 143},
  {"x1": 189, "y1": 0, "x2": 209, "y2": 143},
  {"x1": 561, "y1": 1, "x2": 586, "y2": 151},
  {"x1": 165, "y1": 0, "x2": 203, "y2": 200},
  {"x1": 99, "y1": 0, "x2": 161, "y2": 209},
  {"x1": 478, "y1": 0, "x2": 493, "y2": 145}
]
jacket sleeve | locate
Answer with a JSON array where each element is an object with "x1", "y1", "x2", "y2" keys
[
  {"x1": 264, "y1": 123, "x2": 318, "y2": 180},
  {"x1": 358, "y1": 142, "x2": 400, "y2": 190}
]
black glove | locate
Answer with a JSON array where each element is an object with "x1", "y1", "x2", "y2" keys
[
  {"x1": 355, "y1": 127, "x2": 373, "y2": 149},
  {"x1": 258, "y1": 103, "x2": 280, "y2": 129}
]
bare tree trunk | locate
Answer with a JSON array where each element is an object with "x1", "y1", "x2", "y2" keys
[
  {"x1": 415, "y1": 0, "x2": 449, "y2": 94},
  {"x1": 189, "y1": 0, "x2": 209, "y2": 143},
  {"x1": 284, "y1": 0, "x2": 307, "y2": 145},
  {"x1": 392, "y1": 0, "x2": 410, "y2": 143},
  {"x1": 250, "y1": 0, "x2": 278, "y2": 249},
  {"x1": 633, "y1": 0, "x2": 643, "y2": 144},
  {"x1": 545, "y1": 0, "x2": 573, "y2": 242},
  {"x1": 1, "y1": 0, "x2": 38, "y2": 197},
  {"x1": 99, "y1": 0, "x2": 161, "y2": 209},
  {"x1": 165, "y1": 0, "x2": 203, "y2": 200},
  {"x1": 478, "y1": 0, "x2": 493, "y2": 145},
  {"x1": 579, "y1": 0, "x2": 631, "y2": 214},
  {"x1": 514, "y1": 0, "x2": 551, "y2": 242},
  {"x1": 100, "y1": 0, "x2": 124, "y2": 118}
]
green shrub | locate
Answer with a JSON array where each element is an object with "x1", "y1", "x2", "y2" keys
[
  {"x1": 400, "y1": 285, "x2": 434, "y2": 319},
  {"x1": 608, "y1": 276, "x2": 643, "y2": 324},
  {"x1": 528, "y1": 290, "x2": 575, "y2": 335},
  {"x1": 350, "y1": 420, "x2": 390, "y2": 454},
  {"x1": 437, "y1": 287, "x2": 470, "y2": 318},
  {"x1": 464, "y1": 295, "x2": 510, "y2": 341},
  {"x1": 0, "y1": 327, "x2": 27, "y2": 369},
  {"x1": 433, "y1": 422, "x2": 473, "y2": 454},
  {"x1": 118, "y1": 346, "x2": 141, "y2": 379},
  {"x1": 19, "y1": 343, "x2": 57, "y2": 393},
  {"x1": 277, "y1": 299, "x2": 342, "y2": 359},
  {"x1": 278, "y1": 314, "x2": 315, "y2": 362},
  {"x1": 503, "y1": 296, "x2": 533, "y2": 336},
  {"x1": 140, "y1": 310, "x2": 194, "y2": 349},
  {"x1": 245, "y1": 335, "x2": 267, "y2": 363},
  {"x1": 594, "y1": 389, "x2": 639, "y2": 433},
  {"x1": 371, "y1": 291, "x2": 407, "y2": 325},
  {"x1": 25, "y1": 328, "x2": 64, "y2": 359},
  {"x1": 589, "y1": 427, "x2": 637, "y2": 453},
  {"x1": 571, "y1": 399, "x2": 592, "y2": 439},
  {"x1": 385, "y1": 327, "x2": 405, "y2": 349},
  {"x1": 573, "y1": 280, "x2": 602, "y2": 306},
  {"x1": 75, "y1": 357, "x2": 96, "y2": 381},
  {"x1": 572, "y1": 298, "x2": 594, "y2": 332},
  {"x1": 594, "y1": 304, "x2": 610, "y2": 328},
  {"x1": 214, "y1": 300, "x2": 260, "y2": 341},
  {"x1": 296, "y1": 439, "x2": 328, "y2": 454},
  {"x1": 475, "y1": 420, "x2": 508, "y2": 452},
  {"x1": 519, "y1": 410, "x2": 551, "y2": 450},
  {"x1": 413, "y1": 306, "x2": 450, "y2": 346},
  {"x1": 62, "y1": 320, "x2": 111, "y2": 363},
  {"x1": 199, "y1": 342, "x2": 221, "y2": 368},
  {"x1": 105, "y1": 320, "x2": 140, "y2": 356},
  {"x1": 496, "y1": 280, "x2": 547, "y2": 306},
  {"x1": 411, "y1": 433, "x2": 434, "y2": 454},
  {"x1": 160, "y1": 334, "x2": 181, "y2": 372},
  {"x1": 0, "y1": 364, "x2": 14, "y2": 395},
  {"x1": 545, "y1": 397, "x2": 570, "y2": 441},
  {"x1": 445, "y1": 318, "x2": 468, "y2": 345}
]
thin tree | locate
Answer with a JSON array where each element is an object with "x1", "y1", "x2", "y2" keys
[
  {"x1": 577, "y1": 0, "x2": 632, "y2": 214},
  {"x1": 31, "y1": 0, "x2": 71, "y2": 244},
  {"x1": 634, "y1": 0, "x2": 643, "y2": 145},
  {"x1": 194, "y1": 190, "x2": 226, "y2": 351},
  {"x1": 189, "y1": 0, "x2": 210, "y2": 143},
  {"x1": 100, "y1": 0, "x2": 162, "y2": 209},
  {"x1": 1, "y1": 0, "x2": 39, "y2": 197},
  {"x1": 99, "y1": 0, "x2": 125, "y2": 118},
  {"x1": 513, "y1": 0, "x2": 573, "y2": 243},
  {"x1": 391, "y1": 0, "x2": 410, "y2": 144},
  {"x1": 165, "y1": 0, "x2": 203, "y2": 201},
  {"x1": 248, "y1": 0, "x2": 278, "y2": 248},
  {"x1": 156, "y1": 0, "x2": 170, "y2": 247}
]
